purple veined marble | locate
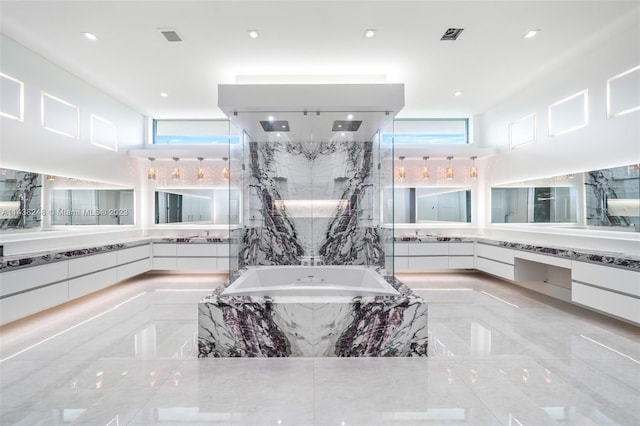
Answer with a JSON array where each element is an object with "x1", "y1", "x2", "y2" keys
[
  {"x1": 198, "y1": 267, "x2": 428, "y2": 357},
  {"x1": 238, "y1": 139, "x2": 384, "y2": 268}
]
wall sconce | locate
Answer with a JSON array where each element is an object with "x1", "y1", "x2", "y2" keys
[
  {"x1": 222, "y1": 157, "x2": 229, "y2": 181},
  {"x1": 398, "y1": 156, "x2": 406, "y2": 181},
  {"x1": 147, "y1": 157, "x2": 157, "y2": 180},
  {"x1": 446, "y1": 156, "x2": 454, "y2": 180},
  {"x1": 197, "y1": 157, "x2": 205, "y2": 180},
  {"x1": 171, "y1": 157, "x2": 181, "y2": 181},
  {"x1": 422, "y1": 156, "x2": 430, "y2": 181},
  {"x1": 470, "y1": 156, "x2": 478, "y2": 179},
  {"x1": 46, "y1": 174, "x2": 56, "y2": 181}
]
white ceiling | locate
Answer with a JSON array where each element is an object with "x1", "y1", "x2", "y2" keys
[{"x1": 1, "y1": 0, "x2": 638, "y2": 120}]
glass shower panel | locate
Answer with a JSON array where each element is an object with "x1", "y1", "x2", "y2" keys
[{"x1": 235, "y1": 110, "x2": 391, "y2": 269}]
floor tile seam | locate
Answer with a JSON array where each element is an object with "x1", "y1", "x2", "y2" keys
[
  {"x1": 579, "y1": 361, "x2": 640, "y2": 394},
  {"x1": 534, "y1": 355, "x2": 640, "y2": 399},
  {"x1": 451, "y1": 366, "x2": 510, "y2": 426}
]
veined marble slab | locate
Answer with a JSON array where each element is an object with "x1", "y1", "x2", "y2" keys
[{"x1": 198, "y1": 274, "x2": 428, "y2": 357}]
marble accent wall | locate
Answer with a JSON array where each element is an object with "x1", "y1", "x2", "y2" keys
[{"x1": 239, "y1": 139, "x2": 384, "y2": 267}]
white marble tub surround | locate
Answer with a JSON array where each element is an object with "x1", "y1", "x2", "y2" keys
[
  {"x1": 222, "y1": 265, "x2": 399, "y2": 297},
  {"x1": 198, "y1": 268, "x2": 428, "y2": 357}
]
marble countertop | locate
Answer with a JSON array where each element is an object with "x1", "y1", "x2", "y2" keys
[
  {"x1": 0, "y1": 237, "x2": 230, "y2": 271},
  {"x1": 393, "y1": 233, "x2": 639, "y2": 270},
  {"x1": 394, "y1": 235, "x2": 472, "y2": 242},
  {"x1": 2, "y1": 234, "x2": 638, "y2": 272},
  {"x1": 475, "y1": 238, "x2": 640, "y2": 270}
]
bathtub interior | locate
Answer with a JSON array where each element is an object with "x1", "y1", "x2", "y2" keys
[{"x1": 221, "y1": 266, "x2": 399, "y2": 297}]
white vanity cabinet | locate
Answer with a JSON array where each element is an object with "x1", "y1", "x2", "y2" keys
[
  {"x1": 152, "y1": 242, "x2": 230, "y2": 272},
  {"x1": 0, "y1": 261, "x2": 70, "y2": 324},
  {"x1": 475, "y1": 243, "x2": 515, "y2": 280},
  {"x1": 68, "y1": 251, "x2": 118, "y2": 299},
  {"x1": 571, "y1": 261, "x2": 640, "y2": 324},
  {"x1": 0, "y1": 243, "x2": 152, "y2": 324},
  {"x1": 393, "y1": 241, "x2": 475, "y2": 272}
]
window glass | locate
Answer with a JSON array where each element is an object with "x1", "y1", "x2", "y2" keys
[
  {"x1": 154, "y1": 119, "x2": 239, "y2": 144},
  {"x1": 383, "y1": 119, "x2": 468, "y2": 144}
]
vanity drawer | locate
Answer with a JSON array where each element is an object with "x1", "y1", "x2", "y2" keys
[
  {"x1": 0, "y1": 261, "x2": 69, "y2": 297},
  {"x1": 571, "y1": 261, "x2": 640, "y2": 297},
  {"x1": 477, "y1": 244, "x2": 514, "y2": 265}
]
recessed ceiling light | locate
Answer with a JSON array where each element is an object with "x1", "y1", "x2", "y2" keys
[
  {"x1": 364, "y1": 29, "x2": 376, "y2": 38},
  {"x1": 453, "y1": 91, "x2": 463, "y2": 97},
  {"x1": 523, "y1": 29, "x2": 541, "y2": 39},
  {"x1": 248, "y1": 30, "x2": 259, "y2": 39},
  {"x1": 82, "y1": 32, "x2": 97, "y2": 41},
  {"x1": 160, "y1": 92, "x2": 168, "y2": 97}
]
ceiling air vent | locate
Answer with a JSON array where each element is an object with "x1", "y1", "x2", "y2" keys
[
  {"x1": 441, "y1": 28, "x2": 464, "y2": 41},
  {"x1": 160, "y1": 30, "x2": 183, "y2": 42}
]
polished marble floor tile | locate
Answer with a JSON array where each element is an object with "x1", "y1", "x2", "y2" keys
[{"x1": 1, "y1": 271, "x2": 638, "y2": 425}]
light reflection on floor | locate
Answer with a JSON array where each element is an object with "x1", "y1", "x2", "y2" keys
[{"x1": 1, "y1": 271, "x2": 638, "y2": 425}]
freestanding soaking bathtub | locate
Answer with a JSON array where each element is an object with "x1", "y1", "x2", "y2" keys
[{"x1": 198, "y1": 266, "x2": 428, "y2": 357}]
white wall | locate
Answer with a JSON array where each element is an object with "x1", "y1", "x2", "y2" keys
[
  {"x1": 477, "y1": 14, "x2": 640, "y2": 251},
  {"x1": 0, "y1": 34, "x2": 144, "y2": 186},
  {"x1": 480, "y1": 14, "x2": 640, "y2": 185}
]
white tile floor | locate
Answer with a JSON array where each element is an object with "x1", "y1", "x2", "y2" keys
[{"x1": 1, "y1": 271, "x2": 639, "y2": 426}]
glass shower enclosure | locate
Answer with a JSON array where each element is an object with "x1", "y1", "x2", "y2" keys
[{"x1": 227, "y1": 110, "x2": 395, "y2": 276}]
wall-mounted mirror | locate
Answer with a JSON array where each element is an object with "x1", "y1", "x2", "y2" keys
[
  {"x1": 491, "y1": 163, "x2": 639, "y2": 231},
  {"x1": 491, "y1": 186, "x2": 577, "y2": 224},
  {"x1": 384, "y1": 187, "x2": 471, "y2": 224},
  {"x1": 50, "y1": 189, "x2": 134, "y2": 225},
  {"x1": 1, "y1": 167, "x2": 135, "y2": 230},
  {"x1": 154, "y1": 188, "x2": 240, "y2": 225}
]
